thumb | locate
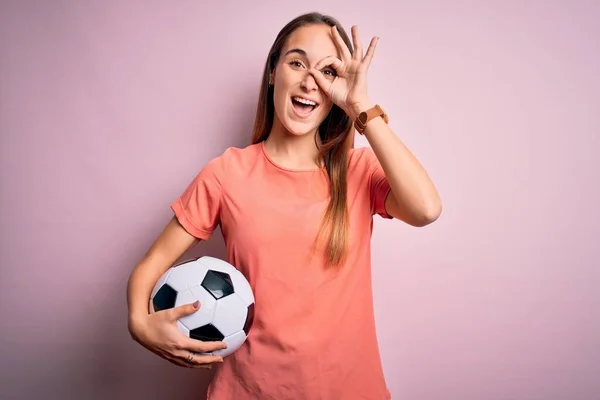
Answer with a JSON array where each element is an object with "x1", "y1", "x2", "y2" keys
[
  {"x1": 310, "y1": 56, "x2": 342, "y2": 91},
  {"x1": 169, "y1": 300, "x2": 200, "y2": 321},
  {"x1": 309, "y1": 68, "x2": 331, "y2": 94},
  {"x1": 309, "y1": 67, "x2": 333, "y2": 94}
]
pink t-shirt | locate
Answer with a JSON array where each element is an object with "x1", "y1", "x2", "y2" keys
[{"x1": 171, "y1": 141, "x2": 393, "y2": 400}]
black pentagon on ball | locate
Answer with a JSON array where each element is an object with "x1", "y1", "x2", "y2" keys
[
  {"x1": 243, "y1": 303, "x2": 255, "y2": 335},
  {"x1": 201, "y1": 270, "x2": 234, "y2": 300},
  {"x1": 190, "y1": 324, "x2": 225, "y2": 342},
  {"x1": 152, "y1": 284, "x2": 177, "y2": 311}
]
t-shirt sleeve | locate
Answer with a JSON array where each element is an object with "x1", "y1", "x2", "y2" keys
[
  {"x1": 170, "y1": 153, "x2": 227, "y2": 240},
  {"x1": 362, "y1": 147, "x2": 393, "y2": 219}
]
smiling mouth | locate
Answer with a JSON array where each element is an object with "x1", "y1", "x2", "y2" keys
[{"x1": 291, "y1": 96, "x2": 318, "y2": 116}]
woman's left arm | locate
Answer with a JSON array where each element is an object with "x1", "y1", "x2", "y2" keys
[
  {"x1": 311, "y1": 25, "x2": 442, "y2": 226},
  {"x1": 349, "y1": 103, "x2": 442, "y2": 227}
]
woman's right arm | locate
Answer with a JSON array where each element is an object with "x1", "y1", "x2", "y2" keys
[
  {"x1": 127, "y1": 216, "x2": 197, "y2": 325},
  {"x1": 126, "y1": 216, "x2": 227, "y2": 368}
]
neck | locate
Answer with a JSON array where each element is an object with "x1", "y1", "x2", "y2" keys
[{"x1": 264, "y1": 120, "x2": 323, "y2": 170}]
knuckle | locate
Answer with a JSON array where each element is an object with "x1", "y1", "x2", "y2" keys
[{"x1": 169, "y1": 339, "x2": 183, "y2": 351}]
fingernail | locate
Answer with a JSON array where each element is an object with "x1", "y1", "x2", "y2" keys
[{"x1": 193, "y1": 300, "x2": 199, "y2": 308}]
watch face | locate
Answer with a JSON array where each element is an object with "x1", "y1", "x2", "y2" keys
[{"x1": 358, "y1": 112, "x2": 368, "y2": 124}]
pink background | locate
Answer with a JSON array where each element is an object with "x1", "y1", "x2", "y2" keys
[{"x1": 1, "y1": 1, "x2": 599, "y2": 399}]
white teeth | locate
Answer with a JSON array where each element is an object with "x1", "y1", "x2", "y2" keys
[{"x1": 293, "y1": 97, "x2": 316, "y2": 106}]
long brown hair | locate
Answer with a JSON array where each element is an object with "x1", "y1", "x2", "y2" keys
[{"x1": 251, "y1": 12, "x2": 355, "y2": 267}]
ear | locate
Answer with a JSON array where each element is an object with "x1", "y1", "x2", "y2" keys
[{"x1": 269, "y1": 71, "x2": 275, "y2": 85}]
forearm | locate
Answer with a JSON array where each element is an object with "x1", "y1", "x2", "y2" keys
[
  {"x1": 127, "y1": 217, "x2": 200, "y2": 329},
  {"x1": 350, "y1": 103, "x2": 442, "y2": 225},
  {"x1": 126, "y1": 254, "x2": 166, "y2": 325}
]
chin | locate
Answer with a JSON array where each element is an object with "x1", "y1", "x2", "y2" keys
[
  {"x1": 282, "y1": 121, "x2": 317, "y2": 137},
  {"x1": 281, "y1": 99, "x2": 330, "y2": 136}
]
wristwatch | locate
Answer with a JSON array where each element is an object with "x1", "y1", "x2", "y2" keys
[{"x1": 354, "y1": 105, "x2": 388, "y2": 134}]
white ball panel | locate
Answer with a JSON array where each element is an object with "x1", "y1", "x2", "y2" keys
[
  {"x1": 173, "y1": 289, "x2": 195, "y2": 308},
  {"x1": 231, "y1": 272, "x2": 254, "y2": 306},
  {"x1": 166, "y1": 259, "x2": 208, "y2": 292},
  {"x1": 177, "y1": 321, "x2": 189, "y2": 336},
  {"x1": 164, "y1": 269, "x2": 189, "y2": 292},
  {"x1": 179, "y1": 284, "x2": 217, "y2": 330},
  {"x1": 211, "y1": 294, "x2": 248, "y2": 337},
  {"x1": 212, "y1": 330, "x2": 248, "y2": 358}
]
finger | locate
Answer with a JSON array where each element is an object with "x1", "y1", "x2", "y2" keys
[
  {"x1": 170, "y1": 356, "x2": 211, "y2": 369},
  {"x1": 351, "y1": 25, "x2": 363, "y2": 60},
  {"x1": 362, "y1": 36, "x2": 379, "y2": 69},
  {"x1": 310, "y1": 56, "x2": 342, "y2": 93},
  {"x1": 331, "y1": 25, "x2": 352, "y2": 61},
  {"x1": 181, "y1": 336, "x2": 228, "y2": 354},
  {"x1": 175, "y1": 350, "x2": 223, "y2": 367},
  {"x1": 313, "y1": 56, "x2": 343, "y2": 75},
  {"x1": 164, "y1": 350, "x2": 216, "y2": 369},
  {"x1": 309, "y1": 68, "x2": 333, "y2": 94},
  {"x1": 164, "y1": 354, "x2": 194, "y2": 368},
  {"x1": 168, "y1": 300, "x2": 200, "y2": 321}
]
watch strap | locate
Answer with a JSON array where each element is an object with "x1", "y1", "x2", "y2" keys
[{"x1": 354, "y1": 105, "x2": 388, "y2": 134}]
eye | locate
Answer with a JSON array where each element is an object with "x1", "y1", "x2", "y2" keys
[
  {"x1": 289, "y1": 60, "x2": 304, "y2": 69},
  {"x1": 322, "y1": 68, "x2": 337, "y2": 78}
]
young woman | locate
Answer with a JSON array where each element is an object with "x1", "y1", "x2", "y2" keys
[{"x1": 127, "y1": 12, "x2": 441, "y2": 400}]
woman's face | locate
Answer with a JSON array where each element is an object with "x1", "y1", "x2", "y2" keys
[{"x1": 270, "y1": 23, "x2": 341, "y2": 137}]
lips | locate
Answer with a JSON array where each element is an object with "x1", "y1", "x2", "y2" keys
[{"x1": 291, "y1": 96, "x2": 319, "y2": 117}]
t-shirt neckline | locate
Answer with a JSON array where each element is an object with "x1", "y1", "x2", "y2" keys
[{"x1": 259, "y1": 141, "x2": 326, "y2": 173}]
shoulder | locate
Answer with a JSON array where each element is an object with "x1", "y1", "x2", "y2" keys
[
  {"x1": 220, "y1": 143, "x2": 261, "y2": 165},
  {"x1": 197, "y1": 143, "x2": 261, "y2": 181}
]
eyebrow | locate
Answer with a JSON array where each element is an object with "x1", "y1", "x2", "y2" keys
[{"x1": 284, "y1": 48, "x2": 307, "y2": 58}]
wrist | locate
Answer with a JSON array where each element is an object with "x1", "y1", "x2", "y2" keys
[
  {"x1": 347, "y1": 100, "x2": 374, "y2": 121},
  {"x1": 128, "y1": 312, "x2": 147, "y2": 334}
]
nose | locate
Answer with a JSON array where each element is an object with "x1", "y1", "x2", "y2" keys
[{"x1": 300, "y1": 71, "x2": 318, "y2": 92}]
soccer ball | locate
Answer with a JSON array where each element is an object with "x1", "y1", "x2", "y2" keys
[{"x1": 149, "y1": 256, "x2": 255, "y2": 358}]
